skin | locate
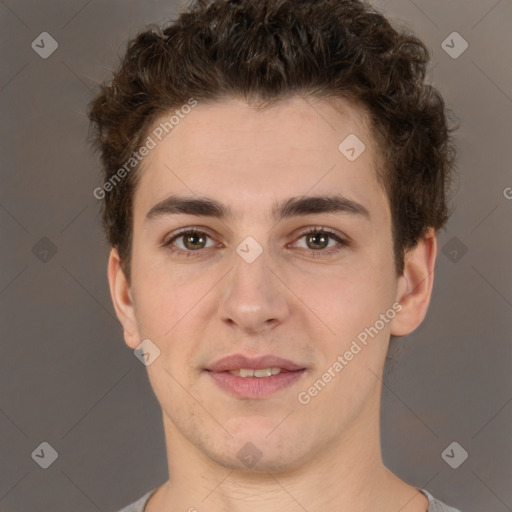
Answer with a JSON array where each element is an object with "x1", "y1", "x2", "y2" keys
[{"x1": 108, "y1": 96, "x2": 437, "y2": 512}]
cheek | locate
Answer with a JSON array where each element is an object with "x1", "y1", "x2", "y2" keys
[
  {"x1": 289, "y1": 260, "x2": 397, "y2": 373},
  {"x1": 130, "y1": 244, "x2": 206, "y2": 331},
  {"x1": 130, "y1": 257, "x2": 220, "y2": 376},
  {"x1": 293, "y1": 254, "x2": 394, "y2": 324}
]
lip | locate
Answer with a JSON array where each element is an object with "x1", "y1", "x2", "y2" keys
[
  {"x1": 206, "y1": 354, "x2": 305, "y2": 373},
  {"x1": 205, "y1": 354, "x2": 307, "y2": 399}
]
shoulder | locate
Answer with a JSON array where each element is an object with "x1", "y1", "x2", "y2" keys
[
  {"x1": 112, "y1": 488, "x2": 157, "y2": 512},
  {"x1": 420, "y1": 488, "x2": 463, "y2": 512}
]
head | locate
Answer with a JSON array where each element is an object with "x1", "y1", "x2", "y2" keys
[{"x1": 88, "y1": 0, "x2": 456, "y2": 472}]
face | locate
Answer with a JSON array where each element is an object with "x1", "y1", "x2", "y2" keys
[{"x1": 109, "y1": 96, "x2": 433, "y2": 472}]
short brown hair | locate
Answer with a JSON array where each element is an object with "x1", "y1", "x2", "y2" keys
[{"x1": 87, "y1": 0, "x2": 457, "y2": 282}]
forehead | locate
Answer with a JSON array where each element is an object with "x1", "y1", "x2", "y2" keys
[{"x1": 134, "y1": 96, "x2": 387, "y2": 222}]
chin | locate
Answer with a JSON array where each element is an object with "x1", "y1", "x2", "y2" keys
[
  {"x1": 204, "y1": 426, "x2": 311, "y2": 474},
  {"x1": 208, "y1": 444, "x2": 308, "y2": 474}
]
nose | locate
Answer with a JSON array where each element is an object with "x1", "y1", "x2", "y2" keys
[{"x1": 217, "y1": 244, "x2": 291, "y2": 334}]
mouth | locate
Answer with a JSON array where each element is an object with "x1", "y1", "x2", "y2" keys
[
  {"x1": 205, "y1": 354, "x2": 307, "y2": 399},
  {"x1": 226, "y1": 367, "x2": 287, "y2": 377}
]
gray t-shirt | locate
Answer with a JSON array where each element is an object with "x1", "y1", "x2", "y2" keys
[{"x1": 114, "y1": 487, "x2": 462, "y2": 511}]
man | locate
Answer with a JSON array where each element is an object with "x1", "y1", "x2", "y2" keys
[{"x1": 88, "y1": 0, "x2": 461, "y2": 511}]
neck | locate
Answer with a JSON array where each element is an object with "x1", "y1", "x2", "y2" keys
[{"x1": 147, "y1": 386, "x2": 428, "y2": 512}]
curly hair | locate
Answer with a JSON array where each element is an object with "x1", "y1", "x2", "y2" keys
[{"x1": 87, "y1": 0, "x2": 457, "y2": 282}]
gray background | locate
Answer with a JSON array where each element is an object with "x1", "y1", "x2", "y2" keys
[{"x1": 1, "y1": 0, "x2": 511, "y2": 511}]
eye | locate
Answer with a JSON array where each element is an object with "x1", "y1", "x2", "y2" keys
[
  {"x1": 162, "y1": 228, "x2": 218, "y2": 256},
  {"x1": 291, "y1": 227, "x2": 348, "y2": 256},
  {"x1": 161, "y1": 226, "x2": 349, "y2": 258}
]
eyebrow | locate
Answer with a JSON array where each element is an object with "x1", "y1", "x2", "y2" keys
[{"x1": 145, "y1": 194, "x2": 371, "y2": 222}]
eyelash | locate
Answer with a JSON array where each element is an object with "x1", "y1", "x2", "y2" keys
[{"x1": 161, "y1": 226, "x2": 349, "y2": 258}]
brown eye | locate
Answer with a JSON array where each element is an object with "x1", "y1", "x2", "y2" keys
[
  {"x1": 305, "y1": 232, "x2": 330, "y2": 250},
  {"x1": 291, "y1": 227, "x2": 348, "y2": 256},
  {"x1": 182, "y1": 232, "x2": 207, "y2": 250},
  {"x1": 163, "y1": 229, "x2": 216, "y2": 255}
]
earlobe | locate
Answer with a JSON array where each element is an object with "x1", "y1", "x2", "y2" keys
[
  {"x1": 390, "y1": 228, "x2": 437, "y2": 337},
  {"x1": 107, "y1": 248, "x2": 140, "y2": 349}
]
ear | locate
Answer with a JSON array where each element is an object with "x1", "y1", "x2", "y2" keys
[
  {"x1": 107, "y1": 248, "x2": 141, "y2": 349},
  {"x1": 390, "y1": 228, "x2": 437, "y2": 337}
]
